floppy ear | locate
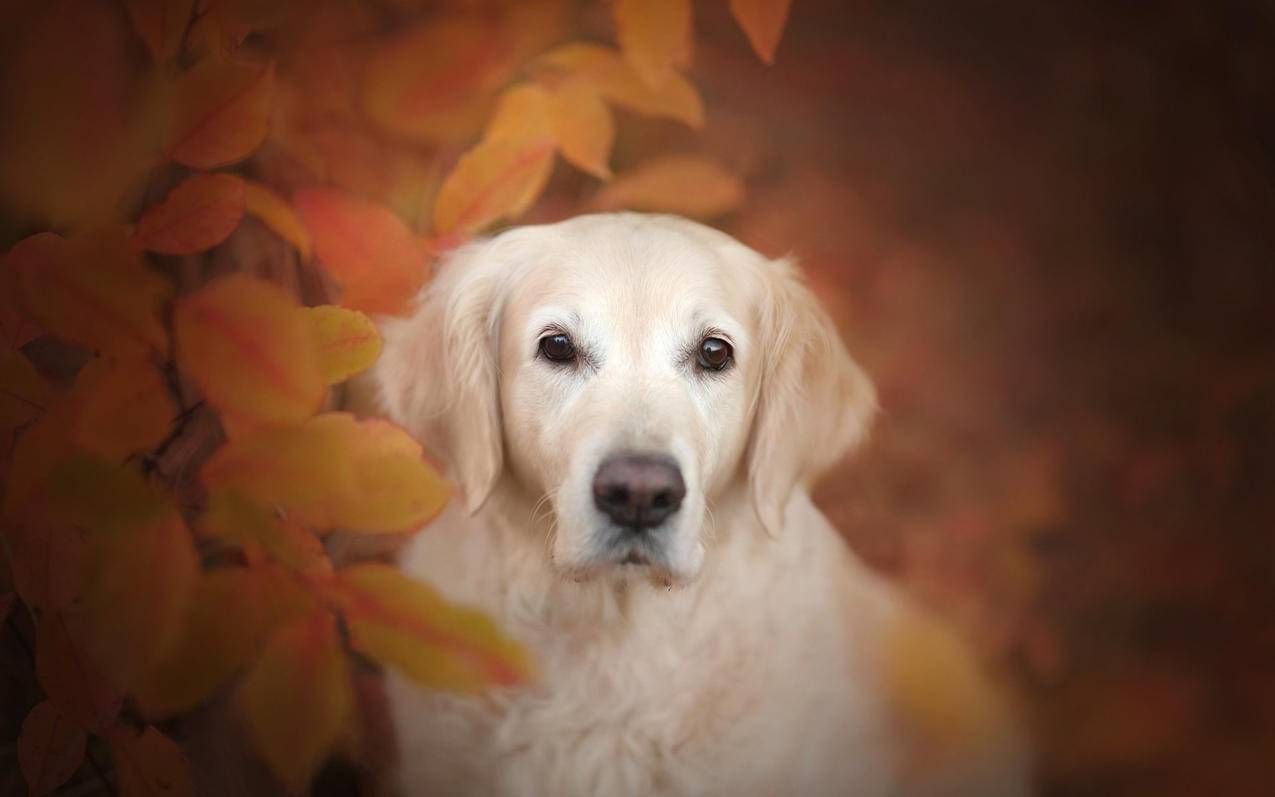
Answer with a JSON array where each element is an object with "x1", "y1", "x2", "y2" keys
[
  {"x1": 748, "y1": 258, "x2": 877, "y2": 536},
  {"x1": 372, "y1": 241, "x2": 505, "y2": 514}
]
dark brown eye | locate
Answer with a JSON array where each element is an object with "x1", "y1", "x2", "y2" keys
[
  {"x1": 697, "y1": 336, "x2": 733, "y2": 371},
  {"x1": 539, "y1": 333, "x2": 576, "y2": 363}
]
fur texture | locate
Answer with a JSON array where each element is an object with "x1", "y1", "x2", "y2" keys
[{"x1": 369, "y1": 213, "x2": 1029, "y2": 796}]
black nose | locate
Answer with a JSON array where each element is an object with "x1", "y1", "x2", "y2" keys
[{"x1": 592, "y1": 452, "x2": 686, "y2": 529}]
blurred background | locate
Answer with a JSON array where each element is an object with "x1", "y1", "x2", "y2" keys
[{"x1": 3, "y1": 1, "x2": 1274, "y2": 795}]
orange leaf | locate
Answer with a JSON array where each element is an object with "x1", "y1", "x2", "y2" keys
[
  {"x1": 4, "y1": 522, "x2": 84, "y2": 612},
  {"x1": 433, "y1": 136, "x2": 556, "y2": 237},
  {"x1": 329, "y1": 563, "x2": 532, "y2": 692},
  {"x1": 7, "y1": 229, "x2": 171, "y2": 357},
  {"x1": 134, "y1": 172, "x2": 245, "y2": 255},
  {"x1": 483, "y1": 83, "x2": 554, "y2": 145},
  {"x1": 174, "y1": 273, "x2": 324, "y2": 435},
  {"x1": 18, "y1": 700, "x2": 86, "y2": 797},
  {"x1": 244, "y1": 180, "x2": 312, "y2": 259},
  {"x1": 547, "y1": 82, "x2": 615, "y2": 180},
  {"x1": 293, "y1": 189, "x2": 430, "y2": 316},
  {"x1": 137, "y1": 565, "x2": 316, "y2": 717},
  {"x1": 613, "y1": 0, "x2": 693, "y2": 87},
  {"x1": 302, "y1": 306, "x2": 382, "y2": 385},
  {"x1": 110, "y1": 726, "x2": 194, "y2": 797},
  {"x1": 201, "y1": 412, "x2": 450, "y2": 534},
  {"x1": 729, "y1": 0, "x2": 794, "y2": 64},
  {"x1": 361, "y1": 17, "x2": 524, "y2": 144},
  {"x1": 2, "y1": 400, "x2": 75, "y2": 525},
  {"x1": 591, "y1": 156, "x2": 744, "y2": 219},
  {"x1": 169, "y1": 58, "x2": 274, "y2": 169},
  {"x1": 199, "y1": 492, "x2": 333, "y2": 577},
  {"x1": 536, "y1": 44, "x2": 703, "y2": 128},
  {"x1": 124, "y1": 0, "x2": 195, "y2": 63},
  {"x1": 36, "y1": 609, "x2": 123, "y2": 732},
  {"x1": 0, "y1": 350, "x2": 55, "y2": 433},
  {"x1": 50, "y1": 459, "x2": 198, "y2": 689},
  {"x1": 69, "y1": 356, "x2": 177, "y2": 460},
  {"x1": 238, "y1": 609, "x2": 353, "y2": 791}
]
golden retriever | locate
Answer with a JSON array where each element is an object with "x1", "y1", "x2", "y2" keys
[{"x1": 370, "y1": 213, "x2": 1029, "y2": 796}]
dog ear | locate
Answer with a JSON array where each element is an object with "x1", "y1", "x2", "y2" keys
[
  {"x1": 372, "y1": 241, "x2": 505, "y2": 514},
  {"x1": 748, "y1": 258, "x2": 877, "y2": 536}
]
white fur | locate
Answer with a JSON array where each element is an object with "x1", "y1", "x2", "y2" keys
[{"x1": 370, "y1": 214, "x2": 1029, "y2": 796}]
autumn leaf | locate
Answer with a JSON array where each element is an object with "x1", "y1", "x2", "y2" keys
[
  {"x1": 244, "y1": 180, "x2": 312, "y2": 259},
  {"x1": 4, "y1": 522, "x2": 84, "y2": 613},
  {"x1": 433, "y1": 136, "x2": 556, "y2": 237},
  {"x1": 137, "y1": 565, "x2": 316, "y2": 717},
  {"x1": 36, "y1": 609, "x2": 123, "y2": 732},
  {"x1": 614, "y1": 0, "x2": 693, "y2": 88},
  {"x1": 110, "y1": 726, "x2": 194, "y2": 797},
  {"x1": 134, "y1": 172, "x2": 246, "y2": 255},
  {"x1": 49, "y1": 459, "x2": 198, "y2": 689},
  {"x1": 68, "y1": 356, "x2": 177, "y2": 460},
  {"x1": 201, "y1": 412, "x2": 450, "y2": 534},
  {"x1": 7, "y1": 229, "x2": 171, "y2": 357},
  {"x1": 302, "y1": 306, "x2": 382, "y2": 385},
  {"x1": 0, "y1": 350, "x2": 55, "y2": 433},
  {"x1": 294, "y1": 189, "x2": 430, "y2": 316},
  {"x1": 124, "y1": 0, "x2": 195, "y2": 63},
  {"x1": 535, "y1": 44, "x2": 704, "y2": 128},
  {"x1": 729, "y1": 0, "x2": 794, "y2": 64},
  {"x1": 591, "y1": 156, "x2": 745, "y2": 218},
  {"x1": 0, "y1": 257, "x2": 42, "y2": 350},
  {"x1": 199, "y1": 491, "x2": 333, "y2": 577},
  {"x1": 239, "y1": 609, "x2": 354, "y2": 791},
  {"x1": 169, "y1": 58, "x2": 274, "y2": 169},
  {"x1": 547, "y1": 82, "x2": 615, "y2": 180},
  {"x1": 18, "y1": 700, "x2": 86, "y2": 797},
  {"x1": 174, "y1": 273, "x2": 324, "y2": 435},
  {"x1": 483, "y1": 83, "x2": 554, "y2": 144},
  {"x1": 2, "y1": 401, "x2": 75, "y2": 525}
]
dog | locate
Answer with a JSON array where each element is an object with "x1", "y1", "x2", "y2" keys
[{"x1": 368, "y1": 213, "x2": 1029, "y2": 796}]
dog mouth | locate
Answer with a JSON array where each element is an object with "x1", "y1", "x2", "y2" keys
[{"x1": 619, "y1": 550, "x2": 649, "y2": 566}]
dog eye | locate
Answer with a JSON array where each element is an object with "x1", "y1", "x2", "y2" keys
[
  {"x1": 538, "y1": 333, "x2": 577, "y2": 363},
  {"x1": 696, "y1": 337, "x2": 733, "y2": 371}
]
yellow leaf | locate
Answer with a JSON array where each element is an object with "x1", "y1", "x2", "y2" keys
[
  {"x1": 201, "y1": 413, "x2": 450, "y2": 534},
  {"x1": 0, "y1": 351, "x2": 55, "y2": 433},
  {"x1": 238, "y1": 609, "x2": 353, "y2": 791},
  {"x1": 198, "y1": 492, "x2": 333, "y2": 577},
  {"x1": 110, "y1": 726, "x2": 194, "y2": 797},
  {"x1": 243, "y1": 180, "x2": 312, "y2": 260},
  {"x1": 137, "y1": 565, "x2": 316, "y2": 717},
  {"x1": 613, "y1": 0, "x2": 693, "y2": 87},
  {"x1": 536, "y1": 44, "x2": 703, "y2": 128},
  {"x1": 69, "y1": 356, "x2": 177, "y2": 460},
  {"x1": 174, "y1": 273, "x2": 324, "y2": 436},
  {"x1": 591, "y1": 156, "x2": 744, "y2": 219},
  {"x1": 547, "y1": 82, "x2": 615, "y2": 180},
  {"x1": 729, "y1": 0, "x2": 794, "y2": 64},
  {"x1": 483, "y1": 83, "x2": 554, "y2": 145},
  {"x1": 329, "y1": 563, "x2": 533, "y2": 692},
  {"x1": 433, "y1": 136, "x2": 556, "y2": 237},
  {"x1": 8, "y1": 229, "x2": 171, "y2": 358},
  {"x1": 302, "y1": 306, "x2": 382, "y2": 386}
]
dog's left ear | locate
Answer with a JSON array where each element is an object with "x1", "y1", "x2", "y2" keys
[
  {"x1": 748, "y1": 258, "x2": 877, "y2": 536},
  {"x1": 371, "y1": 240, "x2": 505, "y2": 514}
]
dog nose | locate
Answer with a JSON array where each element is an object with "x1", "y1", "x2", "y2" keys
[{"x1": 592, "y1": 452, "x2": 686, "y2": 529}]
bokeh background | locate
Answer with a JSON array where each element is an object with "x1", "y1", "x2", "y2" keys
[{"x1": 3, "y1": 1, "x2": 1274, "y2": 795}]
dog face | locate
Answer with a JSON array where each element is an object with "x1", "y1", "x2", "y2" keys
[{"x1": 375, "y1": 214, "x2": 875, "y2": 585}]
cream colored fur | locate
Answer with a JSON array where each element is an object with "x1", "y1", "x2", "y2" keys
[{"x1": 369, "y1": 213, "x2": 1029, "y2": 796}]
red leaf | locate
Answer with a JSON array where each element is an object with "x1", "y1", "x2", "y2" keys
[
  {"x1": 294, "y1": 189, "x2": 431, "y2": 316},
  {"x1": 18, "y1": 700, "x2": 86, "y2": 797},
  {"x1": 110, "y1": 726, "x2": 194, "y2": 797},
  {"x1": 173, "y1": 273, "x2": 324, "y2": 435},
  {"x1": 124, "y1": 0, "x2": 195, "y2": 63},
  {"x1": 134, "y1": 173, "x2": 245, "y2": 255},
  {"x1": 729, "y1": 0, "x2": 794, "y2": 64},
  {"x1": 169, "y1": 58, "x2": 274, "y2": 169},
  {"x1": 36, "y1": 609, "x2": 123, "y2": 732}
]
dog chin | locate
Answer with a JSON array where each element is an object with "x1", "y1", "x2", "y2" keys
[{"x1": 556, "y1": 548, "x2": 693, "y2": 589}]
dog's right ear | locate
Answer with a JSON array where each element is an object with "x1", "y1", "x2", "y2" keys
[{"x1": 372, "y1": 240, "x2": 505, "y2": 514}]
